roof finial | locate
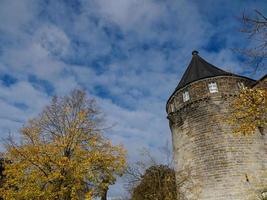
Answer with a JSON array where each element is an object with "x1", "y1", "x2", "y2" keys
[{"x1": 192, "y1": 50, "x2": 199, "y2": 56}]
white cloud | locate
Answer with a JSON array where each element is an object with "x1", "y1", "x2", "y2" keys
[
  {"x1": 1, "y1": 37, "x2": 66, "y2": 82},
  {"x1": 0, "y1": 81, "x2": 50, "y2": 143},
  {"x1": 0, "y1": 81, "x2": 49, "y2": 111},
  {"x1": 91, "y1": 0, "x2": 164, "y2": 31},
  {"x1": 0, "y1": 0, "x2": 36, "y2": 36},
  {"x1": 35, "y1": 25, "x2": 70, "y2": 58}
]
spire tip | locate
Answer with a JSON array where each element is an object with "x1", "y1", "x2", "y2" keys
[{"x1": 192, "y1": 50, "x2": 199, "y2": 56}]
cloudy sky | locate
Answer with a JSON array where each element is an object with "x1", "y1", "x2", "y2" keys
[{"x1": 0, "y1": 0, "x2": 266, "y2": 198}]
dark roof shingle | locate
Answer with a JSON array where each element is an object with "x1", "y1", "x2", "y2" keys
[
  {"x1": 166, "y1": 51, "x2": 256, "y2": 108},
  {"x1": 176, "y1": 51, "x2": 233, "y2": 90}
]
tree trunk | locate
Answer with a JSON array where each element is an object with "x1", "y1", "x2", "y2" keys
[{"x1": 101, "y1": 187, "x2": 108, "y2": 200}]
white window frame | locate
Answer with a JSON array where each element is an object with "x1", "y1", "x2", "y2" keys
[
  {"x1": 182, "y1": 91, "x2": 190, "y2": 102},
  {"x1": 170, "y1": 104, "x2": 175, "y2": 113},
  {"x1": 208, "y1": 82, "x2": 218, "y2": 93},
  {"x1": 238, "y1": 82, "x2": 245, "y2": 89}
]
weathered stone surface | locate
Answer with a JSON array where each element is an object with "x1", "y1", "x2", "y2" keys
[{"x1": 167, "y1": 76, "x2": 267, "y2": 200}]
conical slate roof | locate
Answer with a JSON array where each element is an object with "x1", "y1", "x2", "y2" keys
[
  {"x1": 166, "y1": 51, "x2": 256, "y2": 108},
  {"x1": 176, "y1": 51, "x2": 233, "y2": 90}
]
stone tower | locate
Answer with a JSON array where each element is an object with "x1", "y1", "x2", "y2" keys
[{"x1": 166, "y1": 51, "x2": 267, "y2": 200}]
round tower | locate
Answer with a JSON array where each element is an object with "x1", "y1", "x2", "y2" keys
[{"x1": 166, "y1": 51, "x2": 267, "y2": 200}]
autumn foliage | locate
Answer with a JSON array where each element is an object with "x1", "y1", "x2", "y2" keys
[
  {"x1": 229, "y1": 87, "x2": 267, "y2": 135},
  {"x1": 0, "y1": 90, "x2": 126, "y2": 200},
  {"x1": 131, "y1": 165, "x2": 177, "y2": 200}
]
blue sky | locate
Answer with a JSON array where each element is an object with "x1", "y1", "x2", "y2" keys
[{"x1": 0, "y1": 0, "x2": 266, "y2": 198}]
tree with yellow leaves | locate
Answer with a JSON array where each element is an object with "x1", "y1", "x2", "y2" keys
[
  {"x1": 0, "y1": 90, "x2": 126, "y2": 200},
  {"x1": 229, "y1": 87, "x2": 267, "y2": 135},
  {"x1": 130, "y1": 165, "x2": 177, "y2": 200}
]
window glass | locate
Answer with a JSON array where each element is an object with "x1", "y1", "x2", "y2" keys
[
  {"x1": 182, "y1": 91, "x2": 190, "y2": 102},
  {"x1": 171, "y1": 104, "x2": 175, "y2": 112},
  {"x1": 238, "y1": 82, "x2": 245, "y2": 89},
  {"x1": 208, "y1": 82, "x2": 218, "y2": 93}
]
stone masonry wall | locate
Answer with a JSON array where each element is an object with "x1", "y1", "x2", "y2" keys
[{"x1": 167, "y1": 76, "x2": 267, "y2": 200}]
